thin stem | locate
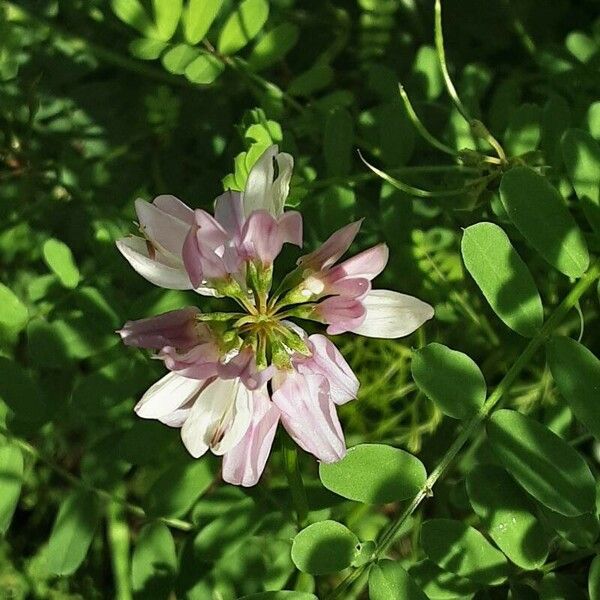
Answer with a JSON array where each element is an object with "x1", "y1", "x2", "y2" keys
[
  {"x1": 398, "y1": 83, "x2": 458, "y2": 156},
  {"x1": 0, "y1": 426, "x2": 194, "y2": 532},
  {"x1": 326, "y1": 259, "x2": 600, "y2": 599},
  {"x1": 282, "y1": 434, "x2": 309, "y2": 528},
  {"x1": 434, "y1": 0, "x2": 471, "y2": 123},
  {"x1": 107, "y1": 491, "x2": 133, "y2": 600}
]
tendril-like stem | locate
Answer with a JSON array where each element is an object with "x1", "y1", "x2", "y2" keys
[{"x1": 326, "y1": 259, "x2": 600, "y2": 599}]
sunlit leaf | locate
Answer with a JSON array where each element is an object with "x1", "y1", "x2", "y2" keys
[
  {"x1": 499, "y1": 167, "x2": 589, "y2": 278},
  {"x1": 319, "y1": 444, "x2": 426, "y2": 504},
  {"x1": 291, "y1": 520, "x2": 359, "y2": 575},
  {"x1": 487, "y1": 409, "x2": 596, "y2": 516},
  {"x1": 239, "y1": 594, "x2": 318, "y2": 600},
  {"x1": 412, "y1": 343, "x2": 486, "y2": 419},
  {"x1": 161, "y1": 43, "x2": 200, "y2": 74},
  {"x1": 0, "y1": 442, "x2": 23, "y2": 534},
  {"x1": 590, "y1": 555, "x2": 600, "y2": 600},
  {"x1": 421, "y1": 519, "x2": 508, "y2": 586},
  {"x1": 466, "y1": 465, "x2": 549, "y2": 569},
  {"x1": 217, "y1": 0, "x2": 269, "y2": 55},
  {"x1": 504, "y1": 103, "x2": 541, "y2": 156},
  {"x1": 408, "y1": 560, "x2": 478, "y2": 599},
  {"x1": 42, "y1": 238, "x2": 80, "y2": 289},
  {"x1": 183, "y1": 0, "x2": 222, "y2": 45},
  {"x1": 47, "y1": 490, "x2": 102, "y2": 575},
  {"x1": 0, "y1": 282, "x2": 28, "y2": 336},
  {"x1": 248, "y1": 23, "x2": 300, "y2": 71},
  {"x1": 369, "y1": 560, "x2": 429, "y2": 600},
  {"x1": 129, "y1": 38, "x2": 167, "y2": 60},
  {"x1": 111, "y1": 0, "x2": 155, "y2": 36},
  {"x1": 152, "y1": 0, "x2": 182, "y2": 42},
  {"x1": 184, "y1": 52, "x2": 224, "y2": 84},
  {"x1": 461, "y1": 222, "x2": 543, "y2": 337}
]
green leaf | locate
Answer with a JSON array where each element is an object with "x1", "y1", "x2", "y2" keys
[
  {"x1": 369, "y1": 560, "x2": 429, "y2": 600},
  {"x1": 0, "y1": 282, "x2": 28, "y2": 335},
  {"x1": 248, "y1": 23, "x2": 300, "y2": 71},
  {"x1": 0, "y1": 442, "x2": 23, "y2": 534},
  {"x1": 589, "y1": 555, "x2": 600, "y2": 600},
  {"x1": 288, "y1": 64, "x2": 333, "y2": 97},
  {"x1": 504, "y1": 103, "x2": 541, "y2": 156},
  {"x1": 466, "y1": 465, "x2": 549, "y2": 569},
  {"x1": 540, "y1": 505, "x2": 600, "y2": 548},
  {"x1": 184, "y1": 52, "x2": 224, "y2": 84},
  {"x1": 217, "y1": 0, "x2": 269, "y2": 55},
  {"x1": 319, "y1": 444, "x2": 426, "y2": 504},
  {"x1": 421, "y1": 519, "x2": 508, "y2": 586},
  {"x1": 408, "y1": 560, "x2": 478, "y2": 599},
  {"x1": 111, "y1": 0, "x2": 155, "y2": 36},
  {"x1": 561, "y1": 128, "x2": 600, "y2": 234},
  {"x1": 47, "y1": 490, "x2": 102, "y2": 575},
  {"x1": 0, "y1": 357, "x2": 46, "y2": 422},
  {"x1": 131, "y1": 523, "x2": 177, "y2": 597},
  {"x1": 161, "y1": 43, "x2": 200, "y2": 74},
  {"x1": 412, "y1": 343, "x2": 486, "y2": 419},
  {"x1": 461, "y1": 222, "x2": 543, "y2": 337},
  {"x1": 499, "y1": 167, "x2": 589, "y2": 278},
  {"x1": 183, "y1": 0, "x2": 222, "y2": 45},
  {"x1": 547, "y1": 336, "x2": 600, "y2": 440},
  {"x1": 152, "y1": 0, "x2": 182, "y2": 42},
  {"x1": 146, "y1": 458, "x2": 214, "y2": 517},
  {"x1": 291, "y1": 520, "x2": 359, "y2": 575},
  {"x1": 42, "y1": 238, "x2": 80, "y2": 289},
  {"x1": 239, "y1": 594, "x2": 318, "y2": 600},
  {"x1": 129, "y1": 38, "x2": 167, "y2": 60},
  {"x1": 540, "y1": 573, "x2": 587, "y2": 600},
  {"x1": 323, "y1": 108, "x2": 354, "y2": 178},
  {"x1": 487, "y1": 409, "x2": 596, "y2": 516}
]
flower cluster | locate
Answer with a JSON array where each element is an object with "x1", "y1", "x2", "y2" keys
[{"x1": 117, "y1": 146, "x2": 434, "y2": 486}]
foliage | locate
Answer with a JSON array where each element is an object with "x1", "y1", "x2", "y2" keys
[{"x1": 1, "y1": 0, "x2": 600, "y2": 598}]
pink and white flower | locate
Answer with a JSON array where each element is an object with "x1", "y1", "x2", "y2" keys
[{"x1": 117, "y1": 145, "x2": 434, "y2": 487}]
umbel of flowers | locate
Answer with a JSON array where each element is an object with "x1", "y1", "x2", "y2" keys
[{"x1": 116, "y1": 146, "x2": 434, "y2": 486}]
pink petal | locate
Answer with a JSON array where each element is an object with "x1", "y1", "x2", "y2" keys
[
  {"x1": 222, "y1": 389, "x2": 280, "y2": 487},
  {"x1": 159, "y1": 342, "x2": 221, "y2": 380},
  {"x1": 328, "y1": 243, "x2": 389, "y2": 282},
  {"x1": 315, "y1": 296, "x2": 366, "y2": 335},
  {"x1": 278, "y1": 211, "x2": 303, "y2": 247},
  {"x1": 152, "y1": 194, "x2": 194, "y2": 224},
  {"x1": 328, "y1": 276, "x2": 371, "y2": 299},
  {"x1": 240, "y1": 210, "x2": 284, "y2": 265},
  {"x1": 297, "y1": 220, "x2": 363, "y2": 271},
  {"x1": 118, "y1": 307, "x2": 200, "y2": 349},
  {"x1": 272, "y1": 370, "x2": 346, "y2": 463},
  {"x1": 182, "y1": 224, "x2": 204, "y2": 288},
  {"x1": 214, "y1": 190, "x2": 245, "y2": 237}
]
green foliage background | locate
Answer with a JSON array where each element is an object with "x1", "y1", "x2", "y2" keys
[{"x1": 1, "y1": 0, "x2": 600, "y2": 598}]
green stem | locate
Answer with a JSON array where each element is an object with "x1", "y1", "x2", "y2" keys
[
  {"x1": 282, "y1": 435, "x2": 309, "y2": 528},
  {"x1": 326, "y1": 259, "x2": 600, "y2": 599},
  {"x1": 107, "y1": 492, "x2": 133, "y2": 600},
  {"x1": 0, "y1": 426, "x2": 194, "y2": 532}
]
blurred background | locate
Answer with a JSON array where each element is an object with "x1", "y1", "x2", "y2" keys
[{"x1": 1, "y1": 0, "x2": 600, "y2": 597}]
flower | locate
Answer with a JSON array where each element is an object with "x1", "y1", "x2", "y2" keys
[{"x1": 117, "y1": 145, "x2": 434, "y2": 486}]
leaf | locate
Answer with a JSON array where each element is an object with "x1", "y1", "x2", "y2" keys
[
  {"x1": 239, "y1": 594, "x2": 318, "y2": 600},
  {"x1": 0, "y1": 357, "x2": 46, "y2": 422},
  {"x1": 369, "y1": 560, "x2": 429, "y2": 600},
  {"x1": 421, "y1": 519, "x2": 508, "y2": 586},
  {"x1": 288, "y1": 63, "x2": 333, "y2": 97},
  {"x1": 183, "y1": 0, "x2": 222, "y2": 45},
  {"x1": 461, "y1": 222, "x2": 543, "y2": 337},
  {"x1": 547, "y1": 336, "x2": 600, "y2": 440},
  {"x1": 146, "y1": 458, "x2": 215, "y2": 517},
  {"x1": 131, "y1": 523, "x2": 177, "y2": 598},
  {"x1": 319, "y1": 444, "x2": 426, "y2": 504},
  {"x1": 152, "y1": 0, "x2": 182, "y2": 42},
  {"x1": 161, "y1": 43, "x2": 200, "y2": 74},
  {"x1": 47, "y1": 490, "x2": 102, "y2": 575},
  {"x1": 504, "y1": 103, "x2": 541, "y2": 156},
  {"x1": 323, "y1": 108, "x2": 354, "y2": 178},
  {"x1": 412, "y1": 343, "x2": 486, "y2": 419},
  {"x1": 0, "y1": 282, "x2": 28, "y2": 336},
  {"x1": 408, "y1": 560, "x2": 478, "y2": 599},
  {"x1": 590, "y1": 555, "x2": 600, "y2": 600},
  {"x1": 540, "y1": 505, "x2": 600, "y2": 548},
  {"x1": 248, "y1": 23, "x2": 300, "y2": 71},
  {"x1": 561, "y1": 128, "x2": 600, "y2": 234},
  {"x1": 129, "y1": 38, "x2": 167, "y2": 60},
  {"x1": 184, "y1": 52, "x2": 224, "y2": 84},
  {"x1": 540, "y1": 573, "x2": 587, "y2": 600},
  {"x1": 291, "y1": 520, "x2": 359, "y2": 575},
  {"x1": 487, "y1": 409, "x2": 596, "y2": 516},
  {"x1": 466, "y1": 465, "x2": 549, "y2": 569},
  {"x1": 111, "y1": 0, "x2": 155, "y2": 36},
  {"x1": 0, "y1": 443, "x2": 23, "y2": 534},
  {"x1": 42, "y1": 238, "x2": 80, "y2": 289},
  {"x1": 499, "y1": 167, "x2": 589, "y2": 278},
  {"x1": 217, "y1": 0, "x2": 269, "y2": 55}
]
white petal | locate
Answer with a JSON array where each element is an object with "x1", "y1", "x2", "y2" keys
[
  {"x1": 135, "y1": 372, "x2": 205, "y2": 419},
  {"x1": 352, "y1": 289, "x2": 434, "y2": 339},
  {"x1": 180, "y1": 378, "x2": 252, "y2": 458},
  {"x1": 116, "y1": 237, "x2": 192, "y2": 290},
  {"x1": 152, "y1": 194, "x2": 194, "y2": 224},
  {"x1": 272, "y1": 152, "x2": 294, "y2": 216}
]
